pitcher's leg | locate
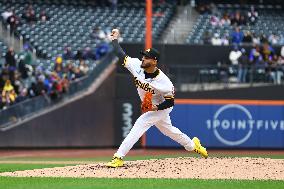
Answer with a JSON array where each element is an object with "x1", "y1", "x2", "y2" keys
[
  {"x1": 155, "y1": 115, "x2": 195, "y2": 151},
  {"x1": 115, "y1": 111, "x2": 165, "y2": 158}
]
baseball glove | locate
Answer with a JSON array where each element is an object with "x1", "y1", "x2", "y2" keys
[{"x1": 141, "y1": 92, "x2": 153, "y2": 113}]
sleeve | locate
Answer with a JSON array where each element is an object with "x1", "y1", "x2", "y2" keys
[
  {"x1": 157, "y1": 84, "x2": 175, "y2": 110},
  {"x1": 123, "y1": 56, "x2": 142, "y2": 75}
]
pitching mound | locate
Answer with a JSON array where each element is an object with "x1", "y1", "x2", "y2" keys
[{"x1": 1, "y1": 157, "x2": 284, "y2": 180}]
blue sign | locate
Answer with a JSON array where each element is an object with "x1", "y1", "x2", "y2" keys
[{"x1": 146, "y1": 103, "x2": 284, "y2": 148}]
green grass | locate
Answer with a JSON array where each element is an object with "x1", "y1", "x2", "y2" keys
[
  {"x1": 0, "y1": 177, "x2": 283, "y2": 189},
  {"x1": 0, "y1": 164, "x2": 73, "y2": 173}
]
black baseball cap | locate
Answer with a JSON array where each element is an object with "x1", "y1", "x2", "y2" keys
[{"x1": 140, "y1": 48, "x2": 160, "y2": 61}]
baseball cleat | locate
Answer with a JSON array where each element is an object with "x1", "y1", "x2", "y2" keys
[
  {"x1": 193, "y1": 137, "x2": 208, "y2": 158},
  {"x1": 106, "y1": 155, "x2": 124, "y2": 168}
]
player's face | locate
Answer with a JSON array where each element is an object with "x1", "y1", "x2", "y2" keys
[{"x1": 141, "y1": 56, "x2": 156, "y2": 69}]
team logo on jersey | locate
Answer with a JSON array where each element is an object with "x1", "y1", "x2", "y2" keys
[{"x1": 134, "y1": 77, "x2": 155, "y2": 94}]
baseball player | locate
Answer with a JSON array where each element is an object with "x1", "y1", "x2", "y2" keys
[{"x1": 107, "y1": 29, "x2": 208, "y2": 168}]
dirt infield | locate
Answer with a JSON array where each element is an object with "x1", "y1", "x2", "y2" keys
[{"x1": 1, "y1": 157, "x2": 284, "y2": 180}]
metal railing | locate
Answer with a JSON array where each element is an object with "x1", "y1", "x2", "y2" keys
[
  {"x1": 167, "y1": 64, "x2": 284, "y2": 91},
  {"x1": 0, "y1": 52, "x2": 116, "y2": 129}
]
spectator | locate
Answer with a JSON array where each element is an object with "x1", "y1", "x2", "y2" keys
[
  {"x1": 74, "y1": 49, "x2": 83, "y2": 60},
  {"x1": 23, "y1": 4, "x2": 37, "y2": 23},
  {"x1": 62, "y1": 47, "x2": 74, "y2": 60},
  {"x1": 231, "y1": 27, "x2": 244, "y2": 45},
  {"x1": 211, "y1": 33, "x2": 222, "y2": 46},
  {"x1": 267, "y1": 54, "x2": 279, "y2": 84},
  {"x1": 221, "y1": 34, "x2": 229, "y2": 45},
  {"x1": 79, "y1": 60, "x2": 89, "y2": 75},
  {"x1": 220, "y1": 12, "x2": 231, "y2": 26},
  {"x1": 16, "y1": 88, "x2": 28, "y2": 103},
  {"x1": 22, "y1": 43, "x2": 33, "y2": 65},
  {"x1": 60, "y1": 74, "x2": 69, "y2": 93},
  {"x1": 229, "y1": 45, "x2": 242, "y2": 66},
  {"x1": 268, "y1": 33, "x2": 279, "y2": 45},
  {"x1": 92, "y1": 27, "x2": 107, "y2": 40},
  {"x1": 231, "y1": 11, "x2": 242, "y2": 26},
  {"x1": 6, "y1": 10, "x2": 20, "y2": 32},
  {"x1": 83, "y1": 47, "x2": 96, "y2": 60},
  {"x1": 95, "y1": 42, "x2": 110, "y2": 59},
  {"x1": 1, "y1": 9, "x2": 13, "y2": 22},
  {"x1": 210, "y1": 14, "x2": 219, "y2": 27},
  {"x1": 238, "y1": 48, "x2": 249, "y2": 83},
  {"x1": 243, "y1": 31, "x2": 253, "y2": 43},
  {"x1": 1, "y1": 80, "x2": 17, "y2": 108},
  {"x1": 5, "y1": 47, "x2": 16, "y2": 69},
  {"x1": 39, "y1": 10, "x2": 49, "y2": 21},
  {"x1": 249, "y1": 45, "x2": 263, "y2": 67},
  {"x1": 252, "y1": 32, "x2": 260, "y2": 44},
  {"x1": 261, "y1": 42, "x2": 275, "y2": 65},
  {"x1": 247, "y1": 6, "x2": 258, "y2": 25},
  {"x1": 203, "y1": 31, "x2": 211, "y2": 44}
]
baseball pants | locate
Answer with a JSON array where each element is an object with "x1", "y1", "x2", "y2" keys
[{"x1": 115, "y1": 107, "x2": 195, "y2": 158}]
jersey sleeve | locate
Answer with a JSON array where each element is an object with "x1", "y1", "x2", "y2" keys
[
  {"x1": 122, "y1": 56, "x2": 142, "y2": 75},
  {"x1": 162, "y1": 82, "x2": 175, "y2": 100}
]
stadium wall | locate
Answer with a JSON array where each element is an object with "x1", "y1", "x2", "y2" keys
[{"x1": 0, "y1": 58, "x2": 117, "y2": 148}]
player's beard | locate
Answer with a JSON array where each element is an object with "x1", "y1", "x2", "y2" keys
[{"x1": 141, "y1": 61, "x2": 151, "y2": 68}]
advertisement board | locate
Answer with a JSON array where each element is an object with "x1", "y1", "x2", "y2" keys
[{"x1": 146, "y1": 99, "x2": 284, "y2": 148}]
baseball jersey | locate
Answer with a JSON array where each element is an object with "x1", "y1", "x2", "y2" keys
[{"x1": 123, "y1": 56, "x2": 175, "y2": 105}]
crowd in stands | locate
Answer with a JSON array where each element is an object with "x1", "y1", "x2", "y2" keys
[
  {"x1": 196, "y1": 3, "x2": 284, "y2": 46},
  {"x1": 1, "y1": 4, "x2": 49, "y2": 33},
  {"x1": 0, "y1": 44, "x2": 102, "y2": 110},
  {"x1": 228, "y1": 44, "x2": 284, "y2": 84}
]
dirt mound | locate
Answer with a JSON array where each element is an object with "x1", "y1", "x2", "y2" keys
[{"x1": 1, "y1": 157, "x2": 284, "y2": 180}]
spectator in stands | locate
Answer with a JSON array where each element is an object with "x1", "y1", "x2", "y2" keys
[
  {"x1": 252, "y1": 32, "x2": 260, "y2": 44},
  {"x1": 16, "y1": 88, "x2": 28, "y2": 103},
  {"x1": 18, "y1": 59, "x2": 29, "y2": 79},
  {"x1": 267, "y1": 54, "x2": 279, "y2": 84},
  {"x1": 220, "y1": 12, "x2": 231, "y2": 26},
  {"x1": 62, "y1": 47, "x2": 74, "y2": 60},
  {"x1": 6, "y1": 10, "x2": 20, "y2": 32},
  {"x1": 231, "y1": 11, "x2": 243, "y2": 26},
  {"x1": 210, "y1": 14, "x2": 220, "y2": 27},
  {"x1": 238, "y1": 48, "x2": 249, "y2": 83},
  {"x1": 229, "y1": 45, "x2": 242, "y2": 66},
  {"x1": 268, "y1": 33, "x2": 279, "y2": 45},
  {"x1": 95, "y1": 42, "x2": 110, "y2": 59},
  {"x1": 221, "y1": 34, "x2": 229, "y2": 46},
  {"x1": 39, "y1": 10, "x2": 49, "y2": 22},
  {"x1": 92, "y1": 27, "x2": 107, "y2": 40},
  {"x1": 1, "y1": 79, "x2": 17, "y2": 108},
  {"x1": 247, "y1": 6, "x2": 258, "y2": 25},
  {"x1": 79, "y1": 60, "x2": 89, "y2": 75},
  {"x1": 243, "y1": 31, "x2": 253, "y2": 44},
  {"x1": 211, "y1": 33, "x2": 222, "y2": 46},
  {"x1": 5, "y1": 47, "x2": 16, "y2": 69},
  {"x1": 1, "y1": 9, "x2": 13, "y2": 22},
  {"x1": 231, "y1": 27, "x2": 244, "y2": 45},
  {"x1": 203, "y1": 31, "x2": 212, "y2": 44},
  {"x1": 22, "y1": 43, "x2": 33, "y2": 65},
  {"x1": 83, "y1": 47, "x2": 96, "y2": 60},
  {"x1": 249, "y1": 44, "x2": 263, "y2": 68},
  {"x1": 260, "y1": 33, "x2": 268, "y2": 44},
  {"x1": 261, "y1": 42, "x2": 275, "y2": 66},
  {"x1": 23, "y1": 4, "x2": 37, "y2": 23},
  {"x1": 74, "y1": 49, "x2": 83, "y2": 60},
  {"x1": 60, "y1": 74, "x2": 69, "y2": 94}
]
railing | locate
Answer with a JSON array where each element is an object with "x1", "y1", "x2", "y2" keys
[
  {"x1": 168, "y1": 64, "x2": 284, "y2": 91},
  {"x1": 0, "y1": 52, "x2": 116, "y2": 129}
]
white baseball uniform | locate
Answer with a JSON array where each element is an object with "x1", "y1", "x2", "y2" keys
[{"x1": 115, "y1": 56, "x2": 195, "y2": 158}]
